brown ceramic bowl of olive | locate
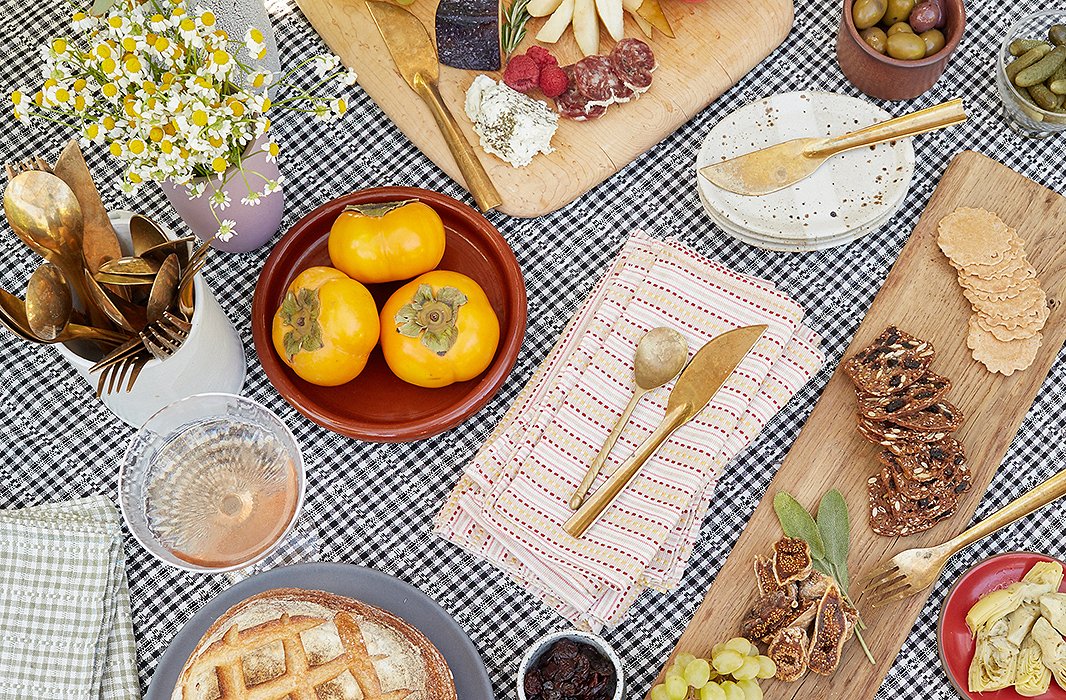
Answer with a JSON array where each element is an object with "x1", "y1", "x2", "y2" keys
[{"x1": 837, "y1": 0, "x2": 966, "y2": 100}]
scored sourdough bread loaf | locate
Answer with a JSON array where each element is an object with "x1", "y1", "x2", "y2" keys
[{"x1": 174, "y1": 587, "x2": 457, "y2": 700}]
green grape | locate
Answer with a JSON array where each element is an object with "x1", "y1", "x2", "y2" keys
[
  {"x1": 650, "y1": 684, "x2": 671, "y2": 700},
  {"x1": 711, "y1": 649, "x2": 744, "y2": 675},
  {"x1": 700, "y1": 681, "x2": 727, "y2": 700},
  {"x1": 669, "y1": 661, "x2": 685, "y2": 681},
  {"x1": 664, "y1": 673, "x2": 689, "y2": 700},
  {"x1": 711, "y1": 642, "x2": 727, "y2": 657},
  {"x1": 676, "y1": 652, "x2": 697, "y2": 669},
  {"x1": 737, "y1": 679, "x2": 763, "y2": 700},
  {"x1": 724, "y1": 637, "x2": 753, "y2": 656},
  {"x1": 720, "y1": 680, "x2": 745, "y2": 700},
  {"x1": 684, "y1": 658, "x2": 712, "y2": 689},
  {"x1": 733, "y1": 656, "x2": 761, "y2": 681},
  {"x1": 755, "y1": 655, "x2": 776, "y2": 679}
]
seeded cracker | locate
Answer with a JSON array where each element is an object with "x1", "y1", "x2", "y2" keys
[
  {"x1": 937, "y1": 208, "x2": 1014, "y2": 267},
  {"x1": 966, "y1": 316, "x2": 1042, "y2": 376}
]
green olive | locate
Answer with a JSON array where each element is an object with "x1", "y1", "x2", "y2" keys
[
  {"x1": 1049, "y1": 24, "x2": 1066, "y2": 46},
  {"x1": 882, "y1": 0, "x2": 915, "y2": 26},
  {"x1": 861, "y1": 26, "x2": 889, "y2": 53},
  {"x1": 920, "y1": 28, "x2": 946, "y2": 55},
  {"x1": 886, "y1": 31, "x2": 927, "y2": 60},
  {"x1": 852, "y1": 0, "x2": 887, "y2": 30},
  {"x1": 887, "y1": 22, "x2": 914, "y2": 37}
]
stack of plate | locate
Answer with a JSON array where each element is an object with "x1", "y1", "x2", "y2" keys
[{"x1": 695, "y1": 91, "x2": 916, "y2": 252}]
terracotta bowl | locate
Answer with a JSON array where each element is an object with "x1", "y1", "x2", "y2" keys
[
  {"x1": 251, "y1": 187, "x2": 527, "y2": 442},
  {"x1": 836, "y1": 0, "x2": 966, "y2": 101}
]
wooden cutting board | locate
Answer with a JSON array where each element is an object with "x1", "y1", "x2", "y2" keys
[
  {"x1": 650, "y1": 150, "x2": 1066, "y2": 699},
  {"x1": 295, "y1": 0, "x2": 793, "y2": 217}
]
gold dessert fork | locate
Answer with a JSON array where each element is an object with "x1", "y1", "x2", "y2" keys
[{"x1": 861, "y1": 466, "x2": 1066, "y2": 607}]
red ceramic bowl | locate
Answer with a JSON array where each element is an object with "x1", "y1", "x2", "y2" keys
[
  {"x1": 837, "y1": 0, "x2": 965, "y2": 101},
  {"x1": 938, "y1": 551, "x2": 1066, "y2": 700},
  {"x1": 251, "y1": 187, "x2": 526, "y2": 442}
]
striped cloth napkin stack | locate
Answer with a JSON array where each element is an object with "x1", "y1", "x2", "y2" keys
[
  {"x1": 435, "y1": 231, "x2": 825, "y2": 630},
  {"x1": 0, "y1": 496, "x2": 140, "y2": 700}
]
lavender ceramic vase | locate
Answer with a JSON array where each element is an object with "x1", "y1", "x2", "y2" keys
[{"x1": 159, "y1": 135, "x2": 285, "y2": 253}]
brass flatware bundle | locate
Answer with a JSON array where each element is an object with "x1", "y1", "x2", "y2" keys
[
  {"x1": 1, "y1": 141, "x2": 212, "y2": 396},
  {"x1": 564, "y1": 324, "x2": 767, "y2": 538},
  {"x1": 568, "y1": 327, "x2": 689, "y2": 510},
  {"x1": 861, "y1": 466, "x2": 1066, "y2": 607},
  {"x1": 699, "y1": 99, "x2": 968, "y2": 196}
]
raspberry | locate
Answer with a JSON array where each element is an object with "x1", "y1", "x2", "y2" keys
[
  {"x1": 538, "y1": 64, "x2": 569, "y2": 98},
  {"x1": 503, "y1": 54, "x2": 539, "y2": 93},
  {"x1": 526, "y1": 45, "x2": 558, "y2": 69}
]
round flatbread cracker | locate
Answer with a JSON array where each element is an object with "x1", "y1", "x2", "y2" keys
[
  {"x1": 937, "y1": 208, "x2": 1015, "y2": 267},
  {"x1": 967, "y1": 284, "x2": 1046, "y2": 320},
  {"x1": 973, "y1": 311, "x2": 1043, "y2": 341},
  {"x1": 966, "y1": 316, "x2": 1042, "y2": 376},
  {"x1": 958, "y1": 266, "x2": 1035, "y2": 295}
]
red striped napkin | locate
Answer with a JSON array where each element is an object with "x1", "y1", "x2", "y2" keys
[{"x1": 435, "y1": 232, "x2": 823, "y2": 629}]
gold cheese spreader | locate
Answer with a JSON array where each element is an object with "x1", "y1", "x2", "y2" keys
[
  {"x1": 564, "y1": 324, "x2": 766, "y2": 539},
  {"x1": 699, "y1": 99, "x2": 967, "y2": 196},
  {"x1": 366, "y1": 0, "x2": 502, "y2": 212}
]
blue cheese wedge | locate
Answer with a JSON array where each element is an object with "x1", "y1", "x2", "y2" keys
[{"x1": 464, "y1": 75, "x2": 558, "y2": 168}]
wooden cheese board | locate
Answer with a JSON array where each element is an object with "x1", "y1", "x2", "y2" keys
[
  {"x1": 651, "y1": 150, "x2": 1066, "y2": 699},
  {"x1": 295, "y1": 0, "x2": 793, "y2": 217}
]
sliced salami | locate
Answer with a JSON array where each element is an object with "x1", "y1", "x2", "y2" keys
[
  {"x1": 554, "y1": 65, "x2": 606, "y2": 121},
  {"x1": 610, "y1": 38, "x2": 656, "y2": 92},
  {"x1": 573, "y1": 55, "x2": 630, "y2": 104}
]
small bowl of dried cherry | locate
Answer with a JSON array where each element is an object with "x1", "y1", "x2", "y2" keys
[{"x1": 517, "y1": 630, "x2": 623, "y2": 700}]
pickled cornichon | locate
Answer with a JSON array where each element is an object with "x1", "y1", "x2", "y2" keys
[
  {"x1": 1016, "y1": 45, "x2": 1066, "y2": 87},
  {"x1": 1005, "y1": 22, "x2": 1066, "y2": 118}
]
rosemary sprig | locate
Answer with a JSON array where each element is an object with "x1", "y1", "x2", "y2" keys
[
  {"x1": 501, "y1": 0, "x2": 532, "y2": 57},
  {"x1": 773, "y1": 490, "x2": 877, "y2": 665}
]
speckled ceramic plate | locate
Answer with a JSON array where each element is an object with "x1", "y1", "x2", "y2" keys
[
  {"x1": 695, "y1": 91, "x2": 915, "y2": 246},
  {"x1": 697, "y1": 177, "x2": 903, "y2": 252}
]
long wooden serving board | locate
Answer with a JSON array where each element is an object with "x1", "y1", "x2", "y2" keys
[
  {"x1": 296, "y1": 0, "x2": 793, "y2": 217},
  {"x1": 651, "y1": 150, "x2": 1066, "y2": 699}
]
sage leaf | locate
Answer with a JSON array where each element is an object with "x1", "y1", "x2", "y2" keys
[
  {"x1": 772, "y1": 492, "x2": 826, "y2": 561},
  {"x1": 817, "y1": 489, "x2": 850, "y2": 573}
]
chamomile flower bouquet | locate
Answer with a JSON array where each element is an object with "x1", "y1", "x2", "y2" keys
[{"x1": 11, "y1": 0, "x2": 357, "y2": 248}]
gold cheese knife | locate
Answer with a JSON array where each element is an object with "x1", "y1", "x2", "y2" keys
[
  {"x1": 699, "y1": 99, "x2": 967, "y2": 196},
  {"x1": 366, "y1": 0, "x2": 502, "y2": 213},
  {"x1": 564, "y1": 324, "x2": 767, "y2": 539}
]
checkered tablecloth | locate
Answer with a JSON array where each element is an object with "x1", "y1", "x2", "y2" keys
[{"x1": 0, "y1": 0, "x2": 1063, "y2": 698}]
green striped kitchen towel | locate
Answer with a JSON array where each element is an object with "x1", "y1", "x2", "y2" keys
[{"x1": 0, "y1": 495, "x2": 140, "y2": 700}]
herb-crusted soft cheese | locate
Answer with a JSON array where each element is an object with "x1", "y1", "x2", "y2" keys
[{"x1": 464, "y1": 75, "x2": 558, "y2": 168}]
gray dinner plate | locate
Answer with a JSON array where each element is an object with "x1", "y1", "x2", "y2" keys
[{"x1": 145, "y1": 562, "x2": 492, "y2": 699}]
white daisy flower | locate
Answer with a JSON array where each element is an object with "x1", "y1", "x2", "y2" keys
[
  {"x1": 241, "y1": 190, "x2": 261, "y2": 206},
  {"x1": 209, "y1": 188, "x2": 231, "y2": 210},
  {"x1": 338, "y1": 68, "x2": 358, "y2": 86},
  {"x1": 216, "y1": 219, "x2": 237, "y2": 242},
  {"x1": 312, "y1": 54, "x2": 340, "y2": 78}
]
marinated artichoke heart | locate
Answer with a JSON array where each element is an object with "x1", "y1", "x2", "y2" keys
[
  {"x1": 967, "y1": 561, "x2": 1064, "y2": 634},
  {"x1": 1032, "y1": 617, "x2": 1066, "y2": 691},
  {"x1": 968, "y1": 617, "x2": 1019, "y2": 693},
  {"x1": 1006, "y1": 604, "x2": 1041, "y2": 646},
  {"x1": 1040, "y1": 592, "x2": 1066, "y2": 635},
  {"x1": 1015, "y1": 635, "x2": 1052, "y2": 697}
]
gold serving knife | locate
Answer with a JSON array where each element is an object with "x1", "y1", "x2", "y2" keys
[
  {"x1": 699, "y1": 99, "x2": 967, "y2": 196},
  {"x1": 564, "y1": 324, "x2": 767, "y2": 539},
  {"x1": 366, "y1": 0, "x2": 502, "y2": 212}
]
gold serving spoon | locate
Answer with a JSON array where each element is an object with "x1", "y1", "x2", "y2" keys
[
  {"x1": 25, "y1": 263, "x2": 73, "y2": 341},
  {"x1": 700, "y1": 99, "x2": 967, "y2": 196},
  {"x1": 2, "y1": 169, "x2": 106, "y2": 324},
  {"x1": 569, "y1": 327, "x2": 688, "y2": 510}
]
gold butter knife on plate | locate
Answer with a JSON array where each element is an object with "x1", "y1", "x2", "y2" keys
[
  {"x1": 365, "y1": 0, "x2": 502, "y2": 213},
  {"x1": 699, "y1": 99, "x2": 966, "y2": 196},
  {"x1": 564, "y1": 324, "x2": 767, "y2": 539}
]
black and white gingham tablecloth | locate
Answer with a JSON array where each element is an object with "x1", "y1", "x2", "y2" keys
[{"x1": 1, "y1": 0, "x2": 1064, "y2": 697}]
